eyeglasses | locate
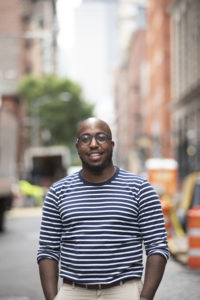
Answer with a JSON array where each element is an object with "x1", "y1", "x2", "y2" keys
[{"x1": 77, "y1": 132, "x2": 111, "y2": 146}]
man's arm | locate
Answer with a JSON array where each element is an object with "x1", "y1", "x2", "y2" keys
[
  {"x1": 140, "y1": 254, "x2": 167, "y2": 300},
  {"x1": 137, "y1": 180, "x2": 169, "y2": 299},
  {"x1": 39, "y1": 258, "x2": 59, "y2": 300},
  {"x1": 37, "y1": 185, "x2": 62, "y2": 300}
]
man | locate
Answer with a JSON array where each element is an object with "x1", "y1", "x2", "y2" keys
[{"x1": 37, "y1": 117, "x2": 169, "y2": 300}]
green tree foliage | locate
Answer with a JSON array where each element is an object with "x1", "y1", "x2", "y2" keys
[{"x1": 18, "y1": 74, "x2": 94, "y2": 147}]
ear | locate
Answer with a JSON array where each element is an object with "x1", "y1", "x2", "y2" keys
[
  {"x1": 75, "y1": 141, "x2": 79, "y2": 151},
  {"x1": 111, "y1": 140, "x2": 115, "y2": 151}
]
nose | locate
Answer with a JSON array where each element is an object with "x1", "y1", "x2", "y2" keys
[{"x1": 90, "y1": 136, "x2": 98, "y2": 147}]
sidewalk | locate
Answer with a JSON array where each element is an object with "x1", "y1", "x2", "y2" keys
[
  {"x1": 6, "y1": 206, "x2": 42, "y2": 219},
  {"x1": 168, "y1": 236, "x2": 188, "y2": 265}
]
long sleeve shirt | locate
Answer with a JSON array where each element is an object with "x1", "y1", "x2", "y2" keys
[{"x1": 37, "y1": 167, "x2": 169, "y2": 284}]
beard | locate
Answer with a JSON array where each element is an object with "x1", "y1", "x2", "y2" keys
[{"x1": 79, "y1": 151, "x2": 113, "y2": 172}]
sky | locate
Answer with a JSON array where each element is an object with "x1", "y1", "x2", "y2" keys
[{"x1": 57, "y1": 0, "x2": 82, "y2": 51}]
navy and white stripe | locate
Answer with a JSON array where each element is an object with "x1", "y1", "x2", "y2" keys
[{"x1": 37, "y1": 167, "x2": 169, "y2": 284}]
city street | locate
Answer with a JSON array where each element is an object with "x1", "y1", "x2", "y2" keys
[{"x1": 0, "y1": 207, "x2": 200, "y2": 300}]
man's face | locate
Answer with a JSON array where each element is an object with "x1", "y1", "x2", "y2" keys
[{"x1": 76, "y1": 120, "x2": 114, "y2": 172}]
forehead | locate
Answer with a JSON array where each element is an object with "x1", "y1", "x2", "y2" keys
[{"x1": 77, "y1": 120, "x2": 110, "y2": 136}]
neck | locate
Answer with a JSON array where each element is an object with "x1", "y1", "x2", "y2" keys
[{"x1": 81, "y1": 163, "x2": 116, "y2": 183}]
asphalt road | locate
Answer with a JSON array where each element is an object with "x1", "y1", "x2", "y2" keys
[
  {"x1": 0, "y1": 207, "x2": 200, "y2": 300},
  {"x1": 0, "y1": 208, "x2": 44, "y2": 300}
]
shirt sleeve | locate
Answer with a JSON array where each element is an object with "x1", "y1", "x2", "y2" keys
[
  {"x1": 137, "y1": 179, "x2": 170, "y2": 261},
  {"x1": 37, "y1": 185, "x2": 62, "y2": 263}
]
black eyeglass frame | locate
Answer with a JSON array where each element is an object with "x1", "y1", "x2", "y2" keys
[{"x1": 77, "y1": 132, "x2": 112, "y2": 145}]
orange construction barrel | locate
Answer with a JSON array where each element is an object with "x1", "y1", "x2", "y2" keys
[
  {"x1": 187, "y1": 206, "x2": 200, "y2": 269},
  {"x1": 161, "y1": 198, "x2": 173, "y2": 239}
]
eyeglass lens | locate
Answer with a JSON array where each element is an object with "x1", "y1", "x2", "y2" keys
[{"x1": 80, "y1": 133, "x2": 109, "y2": 145}]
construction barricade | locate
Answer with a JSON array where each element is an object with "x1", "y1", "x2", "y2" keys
[{"x1": 187, "y1": 206, "x2": 200, "y2": 269}]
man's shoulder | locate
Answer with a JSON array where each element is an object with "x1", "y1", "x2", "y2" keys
[{"x1": 117, "y1": 167, "x2": 147, "y2": 184}]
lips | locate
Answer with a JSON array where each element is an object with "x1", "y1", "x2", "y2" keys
[{"x1": 88, "y1": 152, "x2": 103, "y2": 161}]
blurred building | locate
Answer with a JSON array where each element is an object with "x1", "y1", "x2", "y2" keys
[
  {"x1": 115, "y1": 0, "x2": 174, "y2": 173},
  {"x1": 118, "y1": 0, "x2": 146, "y2": 62},
  {"x1": 115, "y1": 29, "x2": 147, "y2": 173},
  {"x1": 114, "y1": 0, "x2": 148, "y2": 172},
  {"x1": 169, "y1": 0, "x2": 200, "y2": 180},
  {"x1": 71, "y1": 0, "x2": 119, "y2": 125},
  {"x1": 0, "y1": 0, "x2": 57, "y2": 95},
  {"x1": 0, "y1": 0, "x2": 57, "y2": 179},
  {"x1": 0, "y1": 95, "x2": 22, "y2": 178},
  {"x1": 145, "y1": 0, "x2": 173, "y2": 158}
]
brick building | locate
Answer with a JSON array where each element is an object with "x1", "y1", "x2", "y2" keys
[
  {"x1": 0, "y1": 0, "x2": 57, "y2": 178},
  {"x1": 115, "y1": 0, "x2": 174, "y2": 172},
  {"x1": 169, "y1": 0, "x2": 200, "y2": 180},
  {"x1": 145, "y1": 0, "x2": 173, "y2": 158},
  {"x1": 0, "y1": 0, "x2": 57, "y2": 95},
  {"x1": 115, "y1": 29, "x2": 147, "y2": 173}
]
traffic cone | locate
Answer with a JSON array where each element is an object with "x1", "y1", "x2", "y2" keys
[{"x1": 187, "y1": 206, "x2": 200, "y2": 269}]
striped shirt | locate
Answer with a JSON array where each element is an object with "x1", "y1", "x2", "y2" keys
[{"x1": 37, "y1": 167, "x2": 169, "y2": 284}]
